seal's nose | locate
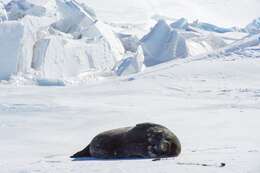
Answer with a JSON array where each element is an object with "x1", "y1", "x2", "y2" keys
[{"x1": 170, "y1": 142, "x2": 181, "y2": 156}]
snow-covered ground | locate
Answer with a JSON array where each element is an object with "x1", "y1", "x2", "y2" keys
[
  {"x1": 0, "y1": 0, "x2": 260, "y2": 172},
  {"x1": 1, "y1": 48, "x2": 260, "y2": 172}
]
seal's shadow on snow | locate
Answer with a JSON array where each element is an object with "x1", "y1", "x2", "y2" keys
[
  {"x1": 71, "y1": 157, "x2": 226, "y2": 168},
  {"x1": 71, "y1": 157, "x2": 157, "y2": 162}
]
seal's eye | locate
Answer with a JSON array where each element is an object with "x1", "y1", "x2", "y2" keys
[{"x1": 159, "y1": 141, "x2": 170, "y2": 152}]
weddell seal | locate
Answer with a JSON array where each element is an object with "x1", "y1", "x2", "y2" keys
[{"x1": 71, "y1": 123, "x2": 181, "y2": 159}]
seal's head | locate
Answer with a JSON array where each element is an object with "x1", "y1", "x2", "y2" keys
[{"x1": 146, "y1": 125, "x2": 181, "y2": 158}]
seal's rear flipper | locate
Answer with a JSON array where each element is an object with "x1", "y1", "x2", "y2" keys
[{"x1": 71, "y1": 145, "x2": 91, "y2": 158}]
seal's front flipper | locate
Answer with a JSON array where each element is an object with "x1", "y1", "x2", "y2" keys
[{"x1": 71, "y1": 145, "x2": 91, "y2": 158}]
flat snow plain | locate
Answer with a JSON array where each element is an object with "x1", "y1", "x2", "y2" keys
[{"x1": 1, "y1": 51, "x2": 260, "y2": 173}]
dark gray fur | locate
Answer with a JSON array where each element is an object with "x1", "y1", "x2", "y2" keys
[{"x1": 71, "y1": 123, "x2": 181, "y2": 159}]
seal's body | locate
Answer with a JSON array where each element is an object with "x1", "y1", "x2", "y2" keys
[{"x1": 71, "y1": 123, "x2": 181, "y2": 159}]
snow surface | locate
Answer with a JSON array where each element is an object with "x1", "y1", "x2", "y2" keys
[
  {"x1": 0, "y1": 0, "x2": 260, "y2": 172},
  {"x1": 1, "y1": 47, "x2": 260, "y2": 172}
]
